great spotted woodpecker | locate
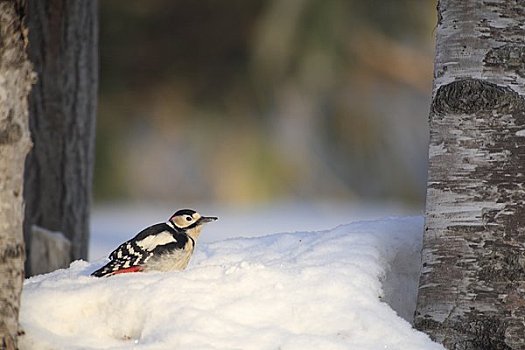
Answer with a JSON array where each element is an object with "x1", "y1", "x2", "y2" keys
[{"x1": 91, "y1": 209, "x2": 217, "y2": 277}]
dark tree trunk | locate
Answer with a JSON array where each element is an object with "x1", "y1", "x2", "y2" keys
[
  {"x1": 23, "y1": 0, "x2": 98, "y2": 276},
  {"x1": 415, "y1": 1, "x2": 525, "y2": 349},
  {"x1": 0, "y1": 1, "x2": 33, "y2": 348}
]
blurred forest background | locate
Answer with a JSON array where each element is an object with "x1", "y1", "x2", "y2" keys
[{"x1": 95, "y1": 0, "x2": 436, "y2": 208}]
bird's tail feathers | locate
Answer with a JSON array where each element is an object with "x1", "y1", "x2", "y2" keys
[{"x1": 91, "y1": 261, "x2": 143, "y2": 277}]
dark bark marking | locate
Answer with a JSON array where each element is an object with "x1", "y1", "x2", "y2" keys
[
  {"x1": 480, "y1": 1, "x2": 525, "y2": 44},
  {"x1": 484, "y1": 44, "x2": 525, "y2": 78},
  {"x1": 0, "y1": 111, "x2": 22, "y2": 145},
  {"x1": 456, "y1": 316, "x2": 510, "y2": 350},
  {"x1": 419, "y1": 313, "x2": 511, "y2": 350},
  {"x1": 0, "y1": 244, "x2": 24, "y2": 264},
  {"x1": 432, "y1": 79, "x2": 525, "y2": 117},
  {"x1": 477, "y1": 249, "x2": 525, "y2": 282}
]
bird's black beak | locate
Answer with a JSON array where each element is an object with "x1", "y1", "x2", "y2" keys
[{"x1": 199, "y1": 216, "x2": 218, "y2": 224}]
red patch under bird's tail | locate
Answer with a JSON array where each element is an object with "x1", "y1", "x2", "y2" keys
[
  {"x1": 111, "y1": 266, "x2": 144, "y2": 275},
  {"x1": 91, "y1": 263, "x2": 144, "y2": 277}
]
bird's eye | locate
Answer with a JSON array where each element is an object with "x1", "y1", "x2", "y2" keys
[{"x1": 185, "y1": 216, "x2": 193, "y2": 222}]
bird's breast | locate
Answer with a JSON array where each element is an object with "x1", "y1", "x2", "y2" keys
[{"x1": 144, "y1": 240, "x2": 194, "y2": 272}]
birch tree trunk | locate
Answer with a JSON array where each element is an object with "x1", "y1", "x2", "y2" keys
[
  {"x1": 0, "y1": 1, "x2": 34, "y2": 348},
  {"x1": 23, "y1": 0, "x2": 98, "y2": 276},
  {"x1": 415, "y1": 1, "x2": 525, "y2": 348}
]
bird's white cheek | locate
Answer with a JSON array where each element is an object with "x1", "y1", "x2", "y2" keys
[{"x1": 173, "y1": 216, "x2": 187, "y2": 228}]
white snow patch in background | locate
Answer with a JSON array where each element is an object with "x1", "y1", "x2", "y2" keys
[{"x1": 20, "y1": 216, "x2": 444, "y2": 350}]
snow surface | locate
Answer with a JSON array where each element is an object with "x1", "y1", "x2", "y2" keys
[
  {"x1": 20, "y1": 216, "x2": 443, "y2": 350},
  {"x1": 89, "y1": 201, "x2": 417, "y2": 261}
]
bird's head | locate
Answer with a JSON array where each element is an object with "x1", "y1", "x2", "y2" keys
[{"x1": 169, "y1": 209, "x2": 217, "y2": 239}]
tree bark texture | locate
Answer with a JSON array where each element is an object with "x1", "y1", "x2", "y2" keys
[
  {"x1": 0, "y1": 1, "x2": 34, "y2": 348},
  {"x1": 23, "y1": 0, "x2": 98, "y2": 276},
  {"x1": 415, "y1": 1, "x2": 525, "y2": 349}
]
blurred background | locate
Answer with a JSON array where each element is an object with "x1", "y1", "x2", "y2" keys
[{"x1": 91, "y1": 0, "x2": 437, "y2": 258}]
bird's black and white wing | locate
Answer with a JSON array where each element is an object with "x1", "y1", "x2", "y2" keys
[{"x1": 91, "y1": 223, "x2": 187, "y2": 277}]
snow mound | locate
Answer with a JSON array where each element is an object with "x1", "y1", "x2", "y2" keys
[{"x1": 19, "y1": 216, "x2": 444, "y2": 350}]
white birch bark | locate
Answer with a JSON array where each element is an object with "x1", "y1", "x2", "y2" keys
[
  {"x1": 415, "y1": 0, "x2": 525, "y2": 348},
  {"x1": 0, "y1": 1, "x2": 33, "y2": 348}
]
